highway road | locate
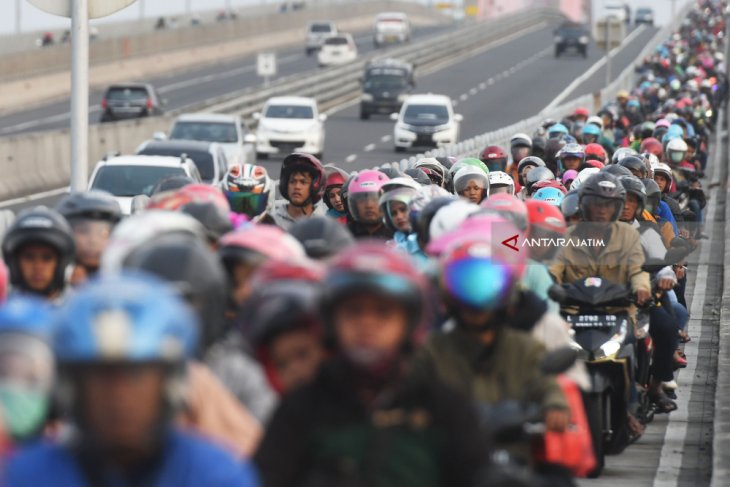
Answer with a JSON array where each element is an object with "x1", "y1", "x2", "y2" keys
[{"x1": 0, "y1": 23, "x2": 453, "y2": 137}]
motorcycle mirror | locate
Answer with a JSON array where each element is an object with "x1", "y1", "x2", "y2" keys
[
  {"x1": 547, "y1": 284, "x2": 567, "y2": 304},
  {"x1": 540, "y1": 347, "x2": 578, "y2": 375}
]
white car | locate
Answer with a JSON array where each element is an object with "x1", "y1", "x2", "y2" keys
[
  {"x1": 306, "y1": 21, "x2": 337, "y2": 55},
  {"x1": 87, "y1": 155, "x2": 202, "y2": 215},
  {"x1": 392, "y1": 94, "x2": 462, "y2": 152},
  {"x1": 374, "y1": 12, "x2": 411, "y2": 47},
  {"x1": 254, "y1": 96, "x2": 327, "y2": 158},
  {"x1": 167, "y1": 113, "x2": 256, "y2": 166},
  {"x1": 318, "y1": 34, "x2": 358, "y2": 67},
  {"x1": 601, "y1": 3, "x2": 628, "y2": 23}
]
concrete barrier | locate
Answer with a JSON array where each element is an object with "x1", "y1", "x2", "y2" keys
[{"x1": 0, "y1": 1, "x2": 441, "y2": 82}]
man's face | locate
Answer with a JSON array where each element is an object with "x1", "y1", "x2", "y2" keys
[
  {"x1": 521, "y1": 165, "x2": 535, "y2": 181},
  {"x1": 460, "y1": 179, "x2": 485, "y2": 204},
  {"x1": 72, "y1": 220, "x2": 113, "y2": 269},
  {"x1": 334, "y1": 294, "x2": 408, "y2": 361},
  {"x1": 355, "y1": 194, "x2": 382, "y2": 225},
  {"x1": 455, "y1": 306, "x2": 495, "y2": 332},
  {"x1": 586, "y1": 199, "x2": 615, "y2": 223},
  {"x1": 18, "y1": 244, "x2": 58, "y2": 292},
  {"x1": 654, "y1": 174, "x2": 669, "y2": 192},
  {"x1": 512, "y1": 146, "x2": 530, "y2": 163},
  {"x1": 620, "y1": 194, "x2": 639, "y2": 222},
  {"x1": 388, "y1": 201, "x2": 410, "y2": 233},
  {"x1": 686, "y1": 146, "x2": 696, "y2": 160},
  {"x1": 288, "y1": 172, "x2": 312, "y2": 206},
  {"x1": 80, "y1": 365, "x2": 164, "y2": 452},
  {"x1": 562, "y1": 156, "x2": 581, "y2": 171},
  {"x1": 269, "y1": 329, "x2": 324, "y2": 392},
  {"x1": 230, "y1": 261, "x2": 261, "y2": 306},
  {"x1": 328, "y1": 187, "x2": 344, "y2": 213}
]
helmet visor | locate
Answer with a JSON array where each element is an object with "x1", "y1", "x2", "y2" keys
[
  {"x1": 348, "y1": 193, "x2": 382, "y2": 224},
  {"x1": 442, "y1": 258, "x2": 511, "y2": 310},
  {"x1": 225, "y1": 191, "x2": 269, "y2": 218}
]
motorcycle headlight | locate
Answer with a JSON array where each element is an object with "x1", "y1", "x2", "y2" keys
[
  {"x1": 361, "y1": 93, "x2": 374, "y2": 101},
  {"x1": 596, "y1": 317, "x2": 628, "y2": 359},
  {"x1": 598, "y1": 340, "x2": 621, "y2": 359}
]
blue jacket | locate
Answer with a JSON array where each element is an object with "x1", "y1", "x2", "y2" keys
[
  {"x1": 656, "y1": 200, "x2": 679, "y2": 236},
  {"x1": 394, "y1": 232, "x2": 429, "y2": 267},
  {"x1": 3, "y1": 429, "x2": 260, "y2": 487}
]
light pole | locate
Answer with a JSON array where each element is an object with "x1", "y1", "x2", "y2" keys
[
  {"x1": 70, "y1": 0, "x2": 90, "y2": 192},
  {"x1": 16, "y1": 0, "x2": 22, "y2": 34}
]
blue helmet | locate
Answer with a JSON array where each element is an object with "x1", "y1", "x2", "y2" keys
[
  {"x1": 582, "y1": 124, "x2": 601, "y2": 137},
  {"x1": 532, "y1": 187, "x2": 566, "y2": 207},
  {"x1": 0, "y1": 296, "x2": 54, "y2": 339},
  {"x1": 548, "y1": 123, "x2": 569, "y2": 138},
  {"x1": 665, "y1": 124, "x2": 684, "y2": 140},
  {"x1": 53, "y1": 273, "x2": 198, "y2": 365}
]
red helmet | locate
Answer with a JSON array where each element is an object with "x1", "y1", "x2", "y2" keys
[
  {"x1": 480, "y1": 145, "x2": 508, "y2": 171},
  {"x1": 480, "y1": 194, "x2": 529, "y2": 232},
  {"x1": 640, "y1": 138, "x2": 664, "y2": 159},
  {"x1": 148, "y1": 184, "x2": 230, "y2": 212},
  {"x1": 525, "y1": 200, "x2": 567, "y2": 239},
  {"x1": 585, "y1": 159, "x2": 605, "y2": 169},
  {"x1": 323, "y1": 242, "x2": 427, "y2": 337},
  {"x1": 279, "y1": 153, "x2": 326, "y2": 205},
  {"x1": 530, "y1": 179, "x2": 567, "y2": 194},
  {"x1": 323, "y1": 166, "x2": 349, "y2": 210},
  {"x1": 574, "y1": 107, "x2": 590, "y2": 118},
  {"x1": 584, "y1": 143, "x2": 607, "y2": 164}
]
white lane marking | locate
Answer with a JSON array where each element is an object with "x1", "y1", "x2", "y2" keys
[
  {"x1": 488, "y1": 77, "x2": 496, "y2": 84},
  {"x1": 542, "y1": 25, "x2": 647, "y2": 114},
  {"x1": 364, "y1": 143, "x2": 376, "y2": 152},
  {"x1": 0, "y1": 187, "x2": 69, "y2": 209},
  {"x1": 501, "y1": 70, "x2": 509, "y2": 77},
  {"x1": 459, "y1": 93, "x2": 469, "y2": 101},
  {"x1": 469, "y1": 88, "x2": 478, "y2": 96},
  {"x1": 345, "y1": 154, "x2": 357, "y2": 163},
  {"x1": 0, "y1": 104, "x2": 101, "y2": 135},
  {"x1": 479, "y1": 82, "x2": 487, "y2": 90},
  {"x1": 381, "y1": 135, "x2": 392, "y2": 143}
]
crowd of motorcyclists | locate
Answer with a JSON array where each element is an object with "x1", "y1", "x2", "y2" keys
[{"x1": 0, "y1": 1, "x2": 726, "y2": 485}]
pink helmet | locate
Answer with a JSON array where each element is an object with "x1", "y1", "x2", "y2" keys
[
  {"x1": 480, "y1": 194, "x2": 529, "y2": 232},
  {"x1": 347, "y1": 170, "x2": 390, "y2": 224},
  {"x1": 0, "y1": 260, "x2": 7, "y2": 303},
  {"x1": 148, "y1": 184, "x2": 230, "y2": 212},
  {"x1": 218, "y1": 224, "x2": 305, "y2": 262},
  {"x1": 655, "y1": 119, "x2": 671, "y2": 129},
  {"x1": 561, "y1": 169, "x2": 579, "y2": 185}
]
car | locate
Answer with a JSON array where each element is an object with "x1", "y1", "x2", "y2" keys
[
  {"x1": 317, "y1": 33, "x2": 358, "y2": 67},
  {"x1": 634, "y1": 7, "x2": 654, "y2": 26},
  {"x1": 373, "y1": 12, "x2": 411, "y2": 47},
  {"x1": 136, "y1": 139, "x2": 229, "y2": 185},
  {"x1": 254, "y1": 96, "x2": 327, "y2": 159},
  {"x1": 100, "y1": 83, "x2": 165, "y2": 123},
  {"x1": 166, "y1": 113, "x2": 256, "y2": 166},
  {"x1": 554, "y1": 22, "x2": 590, "y2": 58},
  {"x1": 360, "y1": 59, "x2": 415, "y2": 120},
  {"x1": 601, "y1": 3, "x2": 628, "y2": 23},
  {"x1": 391, "y1": 94, "x2": 462, "y2": 152},
  {"x1": 87, "y1": 155, "x2": 202, "y2": 215},
  {"x1": 305, "y1": 21, "x2": 337, "y2": 56}
]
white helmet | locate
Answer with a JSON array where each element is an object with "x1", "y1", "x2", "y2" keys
[
  {"x1": 569, "y1": 168, "x2": 600, "y2": 192},
  {"x1": 101, "y1": 210, "x2": 206, "y2": 275},
  {"x1": 382, "y1": 177, "x2": 422, "y2": 193},
  {"x1": 453, "y1": 167, "x2": 490, "y2": 200},
  {"x1": 428, "y1": 200, "x2": 480, "y2": 242},
  {"x1": 488, "y1": 171, "x2": 516, "y2": 195},
  {"x1": 510, "y1": 132, "x2": 532, "y2": 148},
  {"x1": 666, "y1": 138, "x2": 688, "y2": 165},
  {"x1": 587, "y1": 116, "x2": 604, "y2": 131},
  {"x1": 651, "y1": 162, "x2": 673, "y2": 188}
]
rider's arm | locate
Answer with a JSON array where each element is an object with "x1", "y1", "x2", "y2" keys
[{"x1": 627, "y1": 231, "x2": 651, "y2": 294}]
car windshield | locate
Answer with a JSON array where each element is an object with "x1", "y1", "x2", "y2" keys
[
  {"x1": 106, "y1": 87, "x2": 149, "y2": 102},
  {"x1": 91, "y1": 165, "x2": 186, "y2": 197},
  {"x1": 637, "y1": 8, "x2": 652, "y2": 14},
  {"x1": 264, "y1": 104, "x2": 314, "y2": 119},
  {"x1": 403, "y1": 104, "x2": 449, "y2": 124},
  {"x1": 364, "y1": 74, "x2": 408, "y2": 90},
  {"x1": 170, "y1": 121, "x2": 238, "y2": 144},
  {"x1": 324, "y1": 37, "x2": 348, "y2": 46},
  {"x1": 310, "y1": 24, "x2": 332, "y2": 33},
  {"x1": 558, "y1": 27, "x2": 586, "y2": 36},
  {"x1": 138, "y1": 148, "x2": 215, "y2": 182}
]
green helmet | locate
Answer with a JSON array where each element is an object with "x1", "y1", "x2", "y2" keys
[{"x1": 456, "y1": 158, "x2": 489, "y2": 175}]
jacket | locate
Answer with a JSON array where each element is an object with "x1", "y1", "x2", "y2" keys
[
  {"x1": 347, "y1": 221, "x2": 394, "y2": 240},
  {"x1": 272, "y1": 201, "x2": 325, "y2": 231},
  {"x1": 548, "y1": 221, "x2": 650, "y2": 294},
  {"x1": 255, "y1": 359, "x2": 486, "y2": 487}
]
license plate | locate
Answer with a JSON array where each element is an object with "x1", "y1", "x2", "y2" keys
[{"x1": 566, "y1": 314, "x2": 618, "y2": 329}]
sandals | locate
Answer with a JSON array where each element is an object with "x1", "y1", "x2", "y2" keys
[
  {"x1": 679, "y1": 331, "x2": 691, "y2": 343},
  {"x1": 650, "y1": 391, "x2": 678, "y2": 414}
]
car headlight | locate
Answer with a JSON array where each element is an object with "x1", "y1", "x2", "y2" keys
[
  {"x1": 554, "y1": 36, "x2": 563, "y2": 42},
  {"x1": 397, "y1": 94, "x2": 409, "y2": 103},
  {"x1": 361, "y1": 93, "x2": 374, "y2": 102},
  {"x1": 397, "y1": 123, "x2": 414, "y2": 132},
  {"x1": 435, "y1": 124, "x2": 453, "y2": 132},
  {"x1": 579, "y1": 36, "x2": 589, "y2": 44}
]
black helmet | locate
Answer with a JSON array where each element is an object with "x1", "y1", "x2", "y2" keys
[
  {"x1": 618, "y1": 155, "x2": 648, "y2": 178},
  {"x1": 404, "y1": 168, "x2": 432, "y2": 186},
  {"x1": 55, "y1": 190, "x2": 122, "y2": 224},
  {"x1": 524, "y1": 167, "x2": 555, "y2": 195},
  {"x1": 2, "y1": 206, "x2": 75, "y2": 295},
  {"x1": 516, "y1": 156, "x2": 546, "y2": 186},
  {"x1": 578, "y1": 173, "x2": 626, "y2": 222},
  {"x1": 151, "y1": 175, "x2": 195, "y2": 195},
  {"x1": 601, "y1": 164, "x2": 633, "y2": 178},
  {"x1": 642, "y1": 178, "x2": 661, "y2": 216},
  {"x1": 561, "y1": 190, "x2": 580, "y2": 219},
  {"x1": 434, "y1": 157, "x2": 455, "y2": 170},
  {"x1": 378, "y1": 167, "x2": 405, "y2": 180},
  {"x1": 289, "y1": 216, "x2": 355, "y2": 260},
  {"x1": 618, "y1": 175, "x2": 647, "y2": 219},
  {"x1": 414, "y1": 196, "x2": 457, "y2": 246},
  {"x1": 180, "y1": 202, "x2": 233, "y2": 242},
  {"x1": 123, "y1": 233, "x2": 227, "y2": 349},
  {"x1": 531, "y1": 136, "x2": 547, "y2": 159},
  {"x1": 340, "y1": 173, "x2": 357, "y2": 215}
]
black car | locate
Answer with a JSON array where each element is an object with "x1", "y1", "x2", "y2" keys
[
  {"x1": 100, "y1": 83, "x2": 165, "y2": 123},
  {"x1": 359, "y1": 59, "x2": 414, "y2": 120},
  {"x1": 554, "y1": 23, "x2": 590, "y2": 58},
  {"x1": 634, "y1": 7, "x2": 654, "y2": 26}
]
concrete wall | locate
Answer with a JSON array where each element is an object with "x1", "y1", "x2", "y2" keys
[{"x1": 1, "y1": 0, "x2": 434, "y2": 82}]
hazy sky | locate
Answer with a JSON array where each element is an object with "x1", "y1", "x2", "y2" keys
[{"x1": 1, "y1": 0, "x2": 690, "y2": 34}]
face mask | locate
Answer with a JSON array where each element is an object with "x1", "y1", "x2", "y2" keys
[
  {"x1": 670, "y1": 152, "x2": 685, "y2": 164},
  {"x1": 0, "y1": 384, "x2": 49, "y2": 441}
]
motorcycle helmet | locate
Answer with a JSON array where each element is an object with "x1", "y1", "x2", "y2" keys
[
  {"x1": 279, "y1": 153, "x2": 326, "y2": 205},
  {"x1": 480, "y1": 194, "x2": 529, "y2": 232},
  {"x1": 289, "y1": 216, "x2": 355, "y2": 260},
  {"x1": 561, "y1": 190, "x2": 580, "y2": 220},
  {"x1": 526, "y1": 199, "x2": 568, "y2": 242},
  {"x1": 557, "y1": 143, "x2": 586, "y2": 172},
  {"x1": 618, "y1": 175, "x2": 647, "y2": 220},
  {"x1": 414, "y1": 196, "x2": 458, "y2": 247},
  {"x1": 611, "y1": 147, "x2": 637, "y2": 165},
  {"x1": 524, "y1": 167, "x2": 555, "y2": 196},
  {"x1": 221, "y1": 163, "x2": 273, "y2": 222},
  {"x1": 379, "y1": 187, "x2": 421, "y2": 234},
  {"x1": 666, "y1": 138, "x2": 688, "y2": 165},
  {"x1": 428, "y1": 200, "x2": 481, "y2": 245},
  {"x1": 323, "y1": 166, "x2": 349, "y2": 211},
  {"x1": 651, "y1": 162, "x2": 673, "y2": 193},
  {"x1": 532, "y1": 187, "x2": 566, "y2": 207},
  {"x1": 55, "y1": 191, "x2": 122, "y2": 224},
  {"x1": 404, "y1": 168, "x2": 432, "y2": 186},
  {"x1": 570, "y1": 167, "x2": 600, "y2": 192},
  {"x1": 601, "y1": 164, "x2": 633, "y2": 178},
  {"x1": 414, "y1": 158, "x2": 447, "y2": 187},
  {"x1": 480, "y1": 145, "x2": 508, "y2": 172},
  {"x1": 531, "y1": 136, "x2": 547, "y2": 159},
  {"x1": 578, "y1": 173, "x2": 626, "y2": 222},
  {"x1": 378, "y1": 167, "x2": 404, "y2": 180},
  {"x1": 516, "y1": 156, "x2": 546, "y2": 186},
  {"x1": 584, "y1": 143, "x2": 608, "y2": 164},
  {"x1": 547, "y1": 123, "x2": 569, "y2": 139},
  {"x1": 487, "y1": 171, "x2": 515, "y2": 195},
  {"x1": 642, "y1": 178, "x2": 661, "y2": 215},
  {"x1": 586, "y1": 115, "x2": 604, "y2": 131},
  {"x1": 453, "y1": 167, "x2": 490, "y2": 203},
  {"x1": 347, "y1": 169, "x2": 389, "y2": 224},
  {"x1": 382, "y1": 177, "x2": 422, "y2": 194},
  {"x1": 618, "y1": 155, "x2": 648, "y2": 178}
]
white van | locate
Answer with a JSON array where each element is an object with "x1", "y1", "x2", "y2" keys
[{"x1": 374, "y1": 12, "x2": 411, "y2": 47}]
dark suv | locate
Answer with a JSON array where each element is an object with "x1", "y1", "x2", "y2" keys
[
  {"x1": 100, "y1": 83, "x2": 165, "y2": 123},
  {"x1": 554, "y1": 23, "x2": 590, "y2": 58},
  {"x1": 359, "y1": 59, "x2": 414, "y2": 120}
]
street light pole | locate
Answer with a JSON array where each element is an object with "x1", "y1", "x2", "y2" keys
[
  {"x1": 70, "y1": 0, "x2": 90, "y2": 192},
  {"x1": 16, "y1": 0, "x2": 22, "y2": 34},
  {"x1": 605, "y1": 21, "x2": 612, "y2": 88}
]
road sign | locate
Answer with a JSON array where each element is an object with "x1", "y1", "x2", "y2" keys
[
  {"x1": 28, "y1": 0, "x2": 137, "y2": 19},
  {"x1": 257, "y1": 53, "x2": 277, "y2": 78}
]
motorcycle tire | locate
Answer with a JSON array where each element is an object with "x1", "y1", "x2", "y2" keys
[{"x1": 584, "y1": 392, "x2": 605, "y2": 478}]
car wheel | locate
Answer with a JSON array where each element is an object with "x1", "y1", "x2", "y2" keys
[
  {"x1": 581, "y1": 48, "x2": 588, "y2": 58},
  {"x1": 360, "y1": 111, "x2": 370, "y2": 120},
  {"x1": 555, "y1": 47, "x2": 561, "y2": 58},
  {"x1": 395, "y1": 146, "x2": 406, "y2": 153},
  {"x1": 256, "y1": 152, "x2": 268, "y2": 160}
]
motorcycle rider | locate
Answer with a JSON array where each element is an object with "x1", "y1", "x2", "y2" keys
[
  {"x1": 273, "y1": 153, "x2": 326, "y2": 230},
  {"x1": 3, "y1": 273, "x2": 260, "y2": 486},
  {"x1": 480, "y1": 145, "x2": 509, "y2": 172},
  {"x1": 346, "y1": 170, "x2": 393, "y2": 239},
  {"x1": 2, "y1": 207, "x2": 75, "y2": 303},
  {"x1": 289, "y1": 216, "x2": 355, "y2": 261},
  {"x1": 255, "y1": 242, "x2": 487, "y2": 487},
  {"x1": 323, "y1": 166, "x2": 350, "y2": 224},
  {"x1": 222, "y1": 163, "x2": 277, "y2": 225},
  {"x1": 453, "y1": 166, "x2": 489, "y2": 204}
]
